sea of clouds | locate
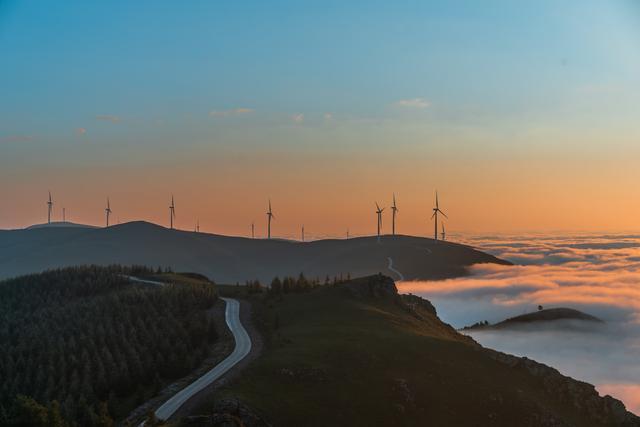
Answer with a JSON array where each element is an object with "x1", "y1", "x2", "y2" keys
[{"x1": 397, "y1": 233, "x2": 640, "y2": 414}]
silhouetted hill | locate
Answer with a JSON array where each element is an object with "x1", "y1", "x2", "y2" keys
[
  {"x1": 497, "y1": 308, "x2": 603, "y2": 326},
  {"x1": 0, "y1": 221, "x2": 509, "y2": 283},
  {"x1": 463, "y1": 308, "x2": 603, "y2": 331}
]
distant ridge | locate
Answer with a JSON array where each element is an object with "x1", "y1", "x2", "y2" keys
[
  {"x1": 25, "y1": 221, "x2": 98, "y2": 230},
  {"x1": 0, "y1": 220, "x2": 510, "y2": 283}
]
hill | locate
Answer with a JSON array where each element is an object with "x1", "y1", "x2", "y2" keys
[
  {"x1": 463, "y1": 308, "x2": 603, "y2": 331},
  {"x1": 25, "y1": 221, "x2": 99, "y2": 230},
  {"x1": 0, "y1": 221, "x2": 509, "y2": 283},
  {"x1": 496, "y1": 308, "x2": 603, "y2": 326},
  {"x1": 0, "y1": 266, "x2": 219, "y2": 426},
  {"x1": 191, "y1": 276, "x2": 638, "y2": 427}
]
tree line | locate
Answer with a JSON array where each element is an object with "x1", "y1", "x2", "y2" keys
[
  {"x1": 241, "y1": 272, "x2": 352, "y2": 295},
  {"x1": 0, "y1": 265, "x2": 218, "y2": 426}
]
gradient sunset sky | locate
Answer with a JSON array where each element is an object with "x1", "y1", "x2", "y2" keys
[{"x1": 1, "y1": 1, "x2": 640, "y2": 235}]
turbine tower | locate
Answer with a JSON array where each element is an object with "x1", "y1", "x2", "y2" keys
[
  {"x1": 105, "y1": 198, "x2": 112, "y2": 227},
  {"x1": 266, "y1": 200, "x2": 274, "y2": 239},
  {"x1": 196, "y1": 219, "x2": 200, "y2": 233},
  {"x1": 251, "y1": 222, "x2": 255, "y2": 238},
  {"x1": 391, "y1": 193, "x2": 399, "y2": 235},
  {"x1": 441, "y1": 223, "x2": 446, "y2": 241},
  {"x1": 169, "y1": 195, "x2": 176, "y2": 229},
  {"x1": 431, "y1": 191, "x2": 448, "y2": 241},
  {"x1": 47, "y1": 192, "x2": 53, "y2": 224},
  {"x1": 63, "y1": 207, "x2": 66, "y2": 223},
  {"x1": 375, "y1": 202, "x2": 385, "y2": 239},
  {"x1": 301, "y1": 225, "x2": 305, "y2": 242}
]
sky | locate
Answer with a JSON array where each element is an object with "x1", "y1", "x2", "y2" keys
[
  {"x1": 1, "y1": 0, "x2": 640, "y2": 235},
  {"x1": 397, "y1": 233, "x2": 640, "y2": 414}
]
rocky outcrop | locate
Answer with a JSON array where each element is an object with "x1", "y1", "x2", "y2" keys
[
  {"x1": 486, "y1": 349, "x2": 640, "y2": 426},
  {"x1": 401, "y1": 293, "x2": 437, "y2": 317},
  {"x1": 341, "y1": 274, "x2": 399, "y2": 300}
]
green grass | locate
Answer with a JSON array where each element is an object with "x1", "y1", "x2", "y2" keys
[{"x1": 194, "y1": 278, "x2": 613, "y2": 427}]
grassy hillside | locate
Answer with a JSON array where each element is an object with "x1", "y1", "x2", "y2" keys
[
  {"x1": 0, "y1": 221, "x2": 509, "y2": 283},
  {"x1": 200, "y1": 276, "x2": 637, "y2": 427},
  {"x1": 0, "y1": 266, "x2": 218, "y2": 426}
]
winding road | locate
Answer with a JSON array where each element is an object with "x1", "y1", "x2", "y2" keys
[
  {"x1": 387, "y1": 257, "x2": 405, "y2": 281},
  {"x1": 153, "y1": 297, "x2": 252, "y2": 421}
]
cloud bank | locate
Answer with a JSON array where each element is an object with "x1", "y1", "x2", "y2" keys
[{"x1": 397, "y1": 234, "x2": 640, "y2": 414}]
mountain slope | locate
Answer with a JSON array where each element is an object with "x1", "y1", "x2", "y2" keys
[
  {"x1": 0, "y1": 221, "x2": 508, "y2": 283},
  {"x1": 201, "y1": 276, "x2": 638, "y2": 427}
]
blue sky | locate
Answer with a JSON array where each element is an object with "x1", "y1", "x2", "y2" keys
[
  {"x1": 1, "y1": 1, "x2": 640, "y2": 232},
  {"x1": 3, "y1": 1, "x2": 637, "y2": 125}
]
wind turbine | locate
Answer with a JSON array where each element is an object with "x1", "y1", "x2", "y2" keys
[
  {"x1": 169, "y1": 195, "x2": 176, "y2": 229},
  {"x1": 346, "y1": 228, "x2": 349, "y2": 239},
  {"x1": 375, "y1": 202, "x2": 385, "y2": 239},
  {"x1": 195, "y1": 219, "x2": 200, "y2": 233},
  {"x1": 391, "y1": 193, "x2": 399, "y2": 235},
  {"x1": 266, "y1": 200, "x2": 274, "y2": 239},
  {"x1": 441, "y1": 223, "x2": 446, "y2": 241},
  {"x1": 251, "y1": 222, "x2": 255, "y2": 238},
  {"x1": 301, "y1": 225, "x2": 305, "y2": 242},
  {"x1": 105, "y1": 198, "x2": 112, "y2": 227},
  {"x1": 47, "y1": 192, "x2": 53, "y2": 224},
  {"x1": 63, "y1": 207, "x2": 66, "y2": 223},
  {"x1": 431, "y1": 192, "x2": 448, "y2": 241}
]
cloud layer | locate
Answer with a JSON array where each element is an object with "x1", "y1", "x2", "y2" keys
[{"x1": 397, "y1": 234, "x2": 640, "y2": 414}]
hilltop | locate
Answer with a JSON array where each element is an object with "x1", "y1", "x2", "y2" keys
[
  {"x1": 463, "y1": 308, "x2": 603, "y2": 331},
  {"x1": 185, "y1": 275, "x2": 638, "y2": 427},
  {"x1": 25, "y1": 221, "x2": 99, "y2": 229},
  {"x1": 0, "y1": 221, "x2": 509, "y2": 282}
]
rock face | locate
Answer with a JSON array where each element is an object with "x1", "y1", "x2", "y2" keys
[
  {"x1": 486, "y1": 350, "x2": 639, "y2": 426},
  {"x1": 341, "y1": 274, "x2": 399, "y2": 300}
]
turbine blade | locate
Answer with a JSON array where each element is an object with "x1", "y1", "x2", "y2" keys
[{"x1": 439, "y1": 209, "x2": 448, "y2": 219}]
